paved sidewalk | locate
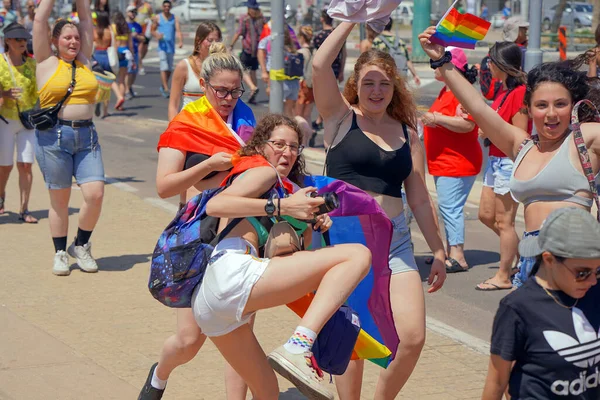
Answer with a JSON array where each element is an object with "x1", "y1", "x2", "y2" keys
[{"x1": 0, "y1": 161, "x2": 488, "y2": 399}]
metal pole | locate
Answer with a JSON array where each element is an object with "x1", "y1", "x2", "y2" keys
[
  {"x1": 269, "y1": 0, "x2": 284, "y2": 113},
  {"x1": 411, "y1": 0, "x2": 432, "y2": 62},
  {"x1": 523, "y1": 0, "x2": 542, "y2": 72}
]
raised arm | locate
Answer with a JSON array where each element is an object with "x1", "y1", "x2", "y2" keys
[
  {"x1": 312, "y1": 22, "x2": 354, "y2": 122},
  {"x1": 32, "y1": 0, "x2": 54, "y2": 62},
  {"x1": 419, "y1": 27, "x2": 528, "y2": 159},
  {"x1": 76, "y1": 0, "x2": 94, "y2": 60},
  {"x1": 206, "y1": 166, "x2": 323, "y2": 220}
]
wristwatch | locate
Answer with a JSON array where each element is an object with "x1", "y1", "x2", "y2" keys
[
  {"x1": 430, "y1": 51, "x2": 453, "y2": 70},
  {"x1": 265, "y1": 197, "x2": 276, "y2": 217}
]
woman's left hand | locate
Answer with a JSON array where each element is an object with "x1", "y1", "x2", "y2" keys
[
  {"x1": 427, "y1": 257, "x2": 446, "y2": 293},
  {"x1": 421, "y1": 112, "x2": 437, "y2": 127},
  {"x1": 312, "y1": 213, "x2": 332, "y2": 233}
]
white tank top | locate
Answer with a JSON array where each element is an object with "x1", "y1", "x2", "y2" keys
[{"x1": 182, "y1": 58, "x2": 204, "y2": 108}]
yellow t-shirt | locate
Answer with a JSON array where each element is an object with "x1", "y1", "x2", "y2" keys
[{"x1": 0, "y1": 56, "x2": 37, "y2": 120}]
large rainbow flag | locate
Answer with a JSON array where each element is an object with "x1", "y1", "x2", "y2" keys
[
  {"x1": 289, "y1": 176, "x2": 398, "y2": 367},
  {"x1": 157, "y1": 95, "x2": 255, "y2": 155},
  {"x1": 430, "y1": 3, "x2": 491, "y2": 50},
  {"x1": 217, "y1": 158, "x2": 399, "y2": 367}
]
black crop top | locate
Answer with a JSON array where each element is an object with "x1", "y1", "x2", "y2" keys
[
  {"x1": 326, "y1": 112, "x2": 412, "y2": 198},
  {"x1": 184, "y1": 151, "x2": 232, "y2": 180}
]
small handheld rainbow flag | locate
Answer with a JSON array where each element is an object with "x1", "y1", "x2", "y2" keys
[{"x1": 430, "y1": 0, "x2": 491, "y2": 50}]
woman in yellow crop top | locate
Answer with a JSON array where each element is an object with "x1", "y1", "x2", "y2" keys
[
  {"x1": 33, "y1": 0, "x2": 105, "y2": 277},
  {"x1": 0, "y1": 22, "x2": 38, "y2": 223}
]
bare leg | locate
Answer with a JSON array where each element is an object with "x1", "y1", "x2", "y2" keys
[
  {"x1": 155, "y1": 307, "x2": 207, "y2": 380},
  {"x1": 242, "y1": 72, "x2": 257, "y2": 92},
  {"x1": 477, "y1": 193, "x2": 518, "y2": 289},
  {"x1": 284, "y1": 100, "x2": 296, "y2": 118},
  {"x1": 139, "y1": 41, "x2": 148, "y2": 70},
  {"x1": 77, "y1": 181, "x2": 104, "y2": 231},
  {"x1": 48, "y1": 187, "x2": 71, "y2": 237},
  {"x1": 16, "y1": 162, "x2": 36, "y2": 221},
  {"x1": 161, "y1": 70, "x2": 172, "y2": 92},
  {"x1": 0, "y1": 164, "x2": 13, "y2": 211},
  {"x1": 374, "y1": 271, "x2": 425, "y2": 398},
  {"x1": 478, "y1": 186, "x2": 498, "y2": 234},
  {"x1": 334, "y1": 359, "x2": 363, "y2": 400}
]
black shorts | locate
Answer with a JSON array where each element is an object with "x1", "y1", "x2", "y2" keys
[
  {"x1": 240, "y1": 51, "x2": 259, "y2": 71},
  {"x1": 141, "y1": 36, "x2": 151, "y2": 45}
]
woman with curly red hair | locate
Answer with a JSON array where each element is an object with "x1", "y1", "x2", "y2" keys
[{"x1": 312, "y1": 21, "x2": 447, "y2": 398}]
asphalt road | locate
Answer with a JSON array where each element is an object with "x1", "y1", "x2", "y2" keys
[{"x1": 95, "y1": 35, "x2": 532, "y2": 346}]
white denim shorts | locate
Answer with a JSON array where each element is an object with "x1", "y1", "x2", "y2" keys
[{"x1": 191, "y1": 237, "x2": 270, "y2": 337}]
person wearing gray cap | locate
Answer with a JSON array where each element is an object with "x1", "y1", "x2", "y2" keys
[
  {"x1": 482, "y1": 207, "x2": 600, "y2": 399},
  {"x1": 0, "y1": 22, "x2": 38, "y2": 223},
  {"x1": 502, "y1": 16, "x2": 528, "y2": 69}
]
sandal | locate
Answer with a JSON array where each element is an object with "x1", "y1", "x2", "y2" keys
[
  {"x1": 445, "y1": 257, "x2": 469, "y2": 273},
  {"x1": 18, "y1": 210, "x2": 38, "y2": 224},
  {"x1": 248, "y1": 88, "x2": 259, "y2": 104},
  {"x1": 114, "y1": 98, "x2": 125, "y2": 111},
  {"x1": 475, "y1": 279, "x2": 512, "y2": 291}
]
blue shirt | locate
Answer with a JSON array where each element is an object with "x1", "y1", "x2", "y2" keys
[
  {"x1": 157, "y1": 13, "x2": 176, "y2": 54},
  {"x1": 128, "y1": 21, "x2": 142, "y2": 54}
]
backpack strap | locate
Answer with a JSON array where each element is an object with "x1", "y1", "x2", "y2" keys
[
  {"x1": 571, "y1": 99, "x2": 600, "y2": 221},
  {"x1": 323, "y1": 107, "x2": 353, "y2": 176},
  {"x1": 208, "y1": 217, "x2": 244, "y2": 247}
]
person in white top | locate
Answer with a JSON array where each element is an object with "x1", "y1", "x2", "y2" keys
[{"x1": 168, "y1": 22, "x2": 220, "y2": 121}]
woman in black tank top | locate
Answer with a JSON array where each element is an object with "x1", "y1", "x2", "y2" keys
[{"x1": 312, "y1": 21, "x2": 447, "y2": 398}]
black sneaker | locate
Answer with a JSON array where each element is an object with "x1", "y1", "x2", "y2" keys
[
  {"x1": 248, "y1": 88, "x2": 259, "y2": 104},
  {"x1": 138, "y1": 362, "x2": 165, "y2": 400},
  {"x1": 311, "y1": 120, "x2": 323, "y2": 131}
]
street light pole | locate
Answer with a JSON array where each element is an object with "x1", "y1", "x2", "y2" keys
[
  {"x1": 524, "y1": 0, "x2": 543, "y2": 72},
  {"x1": 269, "y1": 0, "x2": 284, "y2": 113},
  {"x1": 411, "y1": 0, "x2": 432, "y2": 62}
]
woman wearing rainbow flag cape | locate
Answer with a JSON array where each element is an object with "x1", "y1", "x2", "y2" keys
[
  {"x1": 191, "y1": 113, "x2": 370, "y2": 400},
  {"x1": 312, "y1": 9, "x2": 448, "y2": 397},
  {"x1": 139, "y1": 43, "x2": 256, "y2": 400}
]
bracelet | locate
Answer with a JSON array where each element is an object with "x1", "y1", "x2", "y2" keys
[
  {"x1": 430, "y1": 51, "x2": 452, "y2": 70},
  {"x1": 277, "y1": 197, "x2": 281, "y2": 217}
]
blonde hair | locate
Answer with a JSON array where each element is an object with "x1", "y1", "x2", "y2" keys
[
  {"x1": 200, "y1": 42, "x2": 244, "y2": 81},
  {"x1": 298, "y1": 25, "x2": 313, "y2": 44}
]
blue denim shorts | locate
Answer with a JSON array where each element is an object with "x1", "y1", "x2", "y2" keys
[
  {"x1": 483, "y1": 156, "x2": 514, "y2": 196},
  {"x1": 159, "y1": 50, "x2": 174, "y2": 72},
  {"x1": 283, "y1": 79, "x2": 300, "y2": 101},
  {"x1": 388, "y1": 212, "x2": 418, "y2": 274},
  {"x1": 513, "y1": 230, "x2": 540, "y2": 288},
  {"x1": 35, "y1": 124, "x2": 105, "y2": 189}
]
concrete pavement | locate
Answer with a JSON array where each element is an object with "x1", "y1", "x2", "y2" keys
[{"x1": 0, "y1": 116, "x2": 491, "y2": 399}]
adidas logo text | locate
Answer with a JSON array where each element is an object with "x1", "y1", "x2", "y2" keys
[{"x1": 551, "y1": 367, "x2": 599, "y2": 396}]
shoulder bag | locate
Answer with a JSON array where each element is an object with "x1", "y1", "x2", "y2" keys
[
  {"x1": 28, "y1": 60, "x2": 77, "y2": 131},
  {"x1": 570, "y1": 99, "x2": 600, "y2": 221},
  {"x1": 2, "y1": 54, "x2": 35, "y2": 130}
]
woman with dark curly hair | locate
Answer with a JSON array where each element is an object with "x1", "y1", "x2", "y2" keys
[
  {"x1": 419, "y1": 27, "x2": 600, "y2": 289},
  {"x1": 191, "y1": 113, "x2": 371, "y2": 400},
  {"x1": 312, "y1": 21, "x2": 447, "y2": 398}
]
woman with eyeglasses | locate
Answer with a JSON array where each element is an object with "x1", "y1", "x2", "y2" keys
[
  {"x1": 140, "y1": 42, "x2": 255, "y2": 400},
  {"x1": 483, "y1": 207, "x2": 600, "y2": 400}
]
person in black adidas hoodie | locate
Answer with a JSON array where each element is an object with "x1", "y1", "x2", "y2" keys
[{"x1": 483, "y1": 207, "x2": 600, "y2": 400}]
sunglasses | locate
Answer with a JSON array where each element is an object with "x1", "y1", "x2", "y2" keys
[{"x1": 558, "y1": 260, "x2": 600, "y2": 282}]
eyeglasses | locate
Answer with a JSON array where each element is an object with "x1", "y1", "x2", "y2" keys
[
  {"x1": 206, "y1": 82, "x2": 245, "y2": 99},
  {"x1": 558, "y1": 260, "x2": 600, "y2": 282},
  {"x1": 265, "y1": 140, "x2": 304, "y2": 154}
]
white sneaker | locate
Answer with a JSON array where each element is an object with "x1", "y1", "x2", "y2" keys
[
  {"x1": 67, "y1": 241, "x2": 99, "y2": 273},
  {"x1": 138, "y1": 68, "x2": 146, "y2": 75},
  {"x1": 52, "y1": 250, "x2": 70, "y2": 276},
  {"x1": 267, "y1": 346, "x2": 333, "y2": 400}
]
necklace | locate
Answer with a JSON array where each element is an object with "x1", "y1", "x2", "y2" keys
[{"x1": 541, "y1": 285, "x2": 579, "y2": 309}]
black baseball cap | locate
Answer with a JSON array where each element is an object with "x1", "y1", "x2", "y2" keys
[{"x1": 3, "y1": 22, "x2": 31, "y2": 40}]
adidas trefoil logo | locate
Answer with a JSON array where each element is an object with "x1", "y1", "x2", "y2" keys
[{"x1": 543, "y1": 307, "x2": 600, "y2": 396}]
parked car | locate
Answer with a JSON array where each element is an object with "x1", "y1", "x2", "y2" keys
[
  {"x1": 542, "y1": 2, "x2": 593, "y2": 30},
  {"x1": 489, "y1": 12, "x2": 507, "y2": 29},
  {"x1": 226, "y1": 1, "x2": 271, "y2": 22},
  {"x1": 171, "y1": 0, "x2": 220, "y2": 23},
  {"x1": 391, "y1": 2, "x2": 439, "y2": 26}
]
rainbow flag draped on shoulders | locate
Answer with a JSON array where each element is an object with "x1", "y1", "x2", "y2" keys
[
  {"x1": 430, "y1": 0, "x2": 491, "y2": 50},
  {"x1": 157, "y1": 95, "x2": 256, "y2": 155},
  {"x1": 288, "y1": 176, "x2": 399, "y2": 367}
]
